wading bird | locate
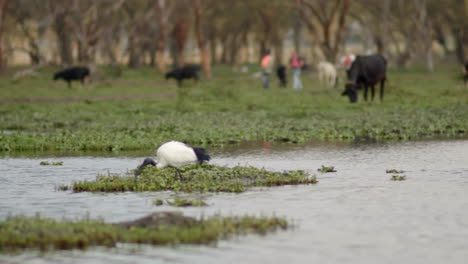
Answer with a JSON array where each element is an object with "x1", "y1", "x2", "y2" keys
[{"x1": 135, "y1": 141, "x2": 211, "y2": 180}]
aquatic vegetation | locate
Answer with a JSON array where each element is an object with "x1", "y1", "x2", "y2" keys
[
  {"x1": 390, "y1": 175, "x2": 406, "y2": 181},
  {"x1": 40, "y1": 161, "x2": 63, "y2": 166},
  {"x1": 167, "y1": 199, "x2": 207, "y2": 207},
  {"x1": 0, "y1": 212, "x2": 288, "y2": 253},
  {"x1": 153, "y1": 199, "x2": 164, "y2": 206},
  {"x1": 386, "y1": 169, "x2": 404, "y2": 174},
  {"x1": 56, "y1": 185, "x2": 69, "y2": 191},
  {"x1": 317, "y1": 165, "x2": 337, "y2": 173},
  {"x1": 65, "y1": 164, "x2": 317, "y2": 193}
]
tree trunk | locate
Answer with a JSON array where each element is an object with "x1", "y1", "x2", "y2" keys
[
  {"x1": 173, "y1": 14, "x2": 189, "y2": 67},
  {"x1": 463, "y1": 0, "x2": 468, "y2": 62},
  {"x1": 127, "y1": 35, "x2": 141, "y2": 68},
  {"x1": 209, "y1": 31, "x2": 217, "y2": 65},
  {"x1": 153, "y1": 0, "x2": 168, "y2": 73},
  {"x1": 292, "y1": 8, "x2": 302, "y2": 53},
  {"x1": 192, "y1": 0, "x2": 211, "y2": 78},
  {"x1": 54, "y1": 11, "x2": 73, "y2": 66},
  {"x1": 380, "y1": 0, "x2": 390, "y2": 56},
  {"x1": 220, "y1": 36, "x2": 228, "y2": 64},
  {"x1": 0, "y1": 0, "x2": 10, "y2": 73}
]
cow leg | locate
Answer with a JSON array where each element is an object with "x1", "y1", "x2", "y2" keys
[
  {"x1": 371, "y1": 85, "x2": 375, "y2": 101},
  {"x1": 364, "y1": 85, "x2": 368, "y2": 101},
  {"x1": 380, "y1": 79, "x2": 385, "y2": 102},
  {"x1": 68, "y1": 81, "x2": 71, "y2": 88}
]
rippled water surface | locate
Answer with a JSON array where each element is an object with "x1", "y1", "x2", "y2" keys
[{"x1": 1, "y1": 140, "x2": 467, "y2": 264}]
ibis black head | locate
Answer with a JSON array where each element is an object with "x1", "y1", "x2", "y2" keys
[{"x1": 135, "y1": 158, "x2": 157, "y2": 176}]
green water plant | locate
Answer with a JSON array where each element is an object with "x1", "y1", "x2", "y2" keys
[
  {"x1": 167, "y1": 199, "x2": 207, "y2": 207},
  {"x1": 153, "y1": 199, "x2": 164, "y2": 206},
  {"x1": 65, "y1": 164, "x2": 317, "y2": 193},
  {"x1": 390, "y1": 175, "x2": 406, "y2": 181},
  {"x1": 40, "y1": 161, "x2": 63, "y2": 166},
  {"x1": 317, "y1": 165, "x2": 336, "y2": 173},
  {"x1": 386, "y1": 169, "x2": 404, "y2": 173},
  {"x1": 0, "y1": 212, "x2": 288, "y2": 253}
]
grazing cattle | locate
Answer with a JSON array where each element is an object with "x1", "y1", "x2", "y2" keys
[
  {"x1": 463, "y1": 62, "x2": 468, "y2": 86},
  {"x1": 342, "y1": 54, "x2": 387, "y2": 103},
  {"x1": 276, "y1": 65, "x2": 287, "y2": 87},
  {"x1": 317, "y1": 61, "x2": 337, "y2": 88},
  {"x1": 53, "y1": 66, "x2": 90, "y2": 88},
  {"x1": 165, "y1": 65, "x2": 201, "y2": 87}
]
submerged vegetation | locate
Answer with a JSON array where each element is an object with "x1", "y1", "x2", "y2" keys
[
  {"x1": 386, "y1": 169, "x2": 404, "y2": 173},
  {"x1": 39, "y1": 161, "x2": 63, "y2": 166},
  {"x1": 0, "y1": 66, "x2": 467, "y2": 153},
  {"x1": 167, "y1": 199, "x2": 208, "y2": 207},
  {"x1": 63, "y1": 164, "x2": 317, "y2": 193},
  {"x1": 390, "y1": 175, "x2": 407, "y2": 181},
  {"x1": 317, "y1": 165, "x2": 337, "y2": 173},
  {"x1": 0, "y1": 212, "x2": 288, "y2": 253}
]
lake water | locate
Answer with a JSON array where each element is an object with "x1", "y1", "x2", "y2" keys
[{"x1": 1, "y1": 140, "x2": 467, "y2": 264}]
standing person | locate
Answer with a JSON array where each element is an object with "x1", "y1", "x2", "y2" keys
[
  {"x1": 289, "y1": 50, "x2": 304, "y2": 90},
  {"x1": 261, "y1": 50, "x2": 273, "y2": 88},
  {"x1": 340, "y1": 52, "x2": 356, "y2": 72}
]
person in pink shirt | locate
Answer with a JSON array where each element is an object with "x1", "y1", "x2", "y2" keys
[
  {"x1": 289, "y1": 50, "x2": 304, "y2": 90},
  {"x1": 261, "y1": 50, "x2": 273, "y2": 88}
]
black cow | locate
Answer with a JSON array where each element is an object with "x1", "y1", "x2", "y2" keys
[
  {"x1": 165, "y1": 65, "x2": 201, "y2": 87},
  {"x1": 463, "y1": 62, "x2": 468, "y2": 86},
  {"x1": 342, "y1": 54, "x2": 387, "y2": 103},
  {"x1": 53, "y1": 66, "x2": 90, "y2": 88},
  {"x1": 276, "y1": 65, "x2": 287, "y2": 87}
]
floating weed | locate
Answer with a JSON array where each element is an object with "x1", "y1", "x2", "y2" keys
[
  {"x1": 66, "y1": 164, "x2": 317, "y2": 193},
  {"x1": 391, "y1": 175, "x2": 406, "y2": 181},
  {"x1": 56, "y1": 185, "x2": 69, "y2": 191},
  {"x1": 386, "y1": 169, "x2": 404, "y2": 173},
  {"x1": 40, "y1": 161, "x2": 63, "y2": 166},
  {"x1": 0, "y1": 212, "x2": 288, "y2": 253},
  {"x1": 317, "y1": 165, "x2": 337, "y2": 173},
  {"x1": 153, "y1": 199, "x2": 164, "y2": 206},
  {"x1": 167, "y1": 199, "x2": 207, "y2": 207}
]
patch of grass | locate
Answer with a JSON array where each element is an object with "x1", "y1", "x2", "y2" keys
[
  {"x1": 0, "y1": 65, "x2": 466, "y2": 153},
  {"x1": 390, "y1": 175, "x2": 406, "y2": 181},
  {"x1": 317, "y1": 165, "x2": 337, "y2": 173},
  {"x1": 40, "y1": 161, "x2": 63, "y2": 166},
  {"x1": 0, "y1": 212, "x2": 288, "y2": 253},
  {"x1": 386, "y1": 169, "x2": 404, "y2": 173},
  {"x1": 153, "y1": 199, "x2": 164, "y2": 206},
  {"x1": 167, "y1": 199, "x2": 207, "y2": 207},
  {"x1": 65, "y1": 164, "x2": 317, "y2": 193}
]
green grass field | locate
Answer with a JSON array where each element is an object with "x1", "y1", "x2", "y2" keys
[{"x1": 0, "y1": 64, "x2": 466, "y2": 152}]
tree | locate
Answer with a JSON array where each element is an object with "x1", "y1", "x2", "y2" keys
[
  {"x1": 153, "y1": 0, "x2": 171, "y2": 73},
  {"x1": 192, "y1": 0, "x2": 211, "y2": 78},
  {"x1": 0, "y1": 0, "x2": 10, "y2": 72},
  {"x1": 298, "y1": 0, "x2": 352, "y2": 62},
  {"x1": 171, "y1": 0, "x2": 191, "y2": 67}
]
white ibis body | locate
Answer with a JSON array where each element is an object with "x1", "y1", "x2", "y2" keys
[{"x1": 136, "y1": 141, "x2": 211, "y2": 179}]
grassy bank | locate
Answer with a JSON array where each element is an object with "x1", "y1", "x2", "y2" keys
[
  {"x1": 0, "y1": 212, "x2": 288, "y2": 253},
  {"x1": 62, "y1": 164, "x2": 317, "y2": 193},
  {"x1": 0, "y1": 65, "x2": 466, "y2": 152}
]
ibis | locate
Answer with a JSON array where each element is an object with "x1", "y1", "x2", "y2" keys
[{"x1": 135, "y1": 141, "x2": 211, "y2": 180}]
